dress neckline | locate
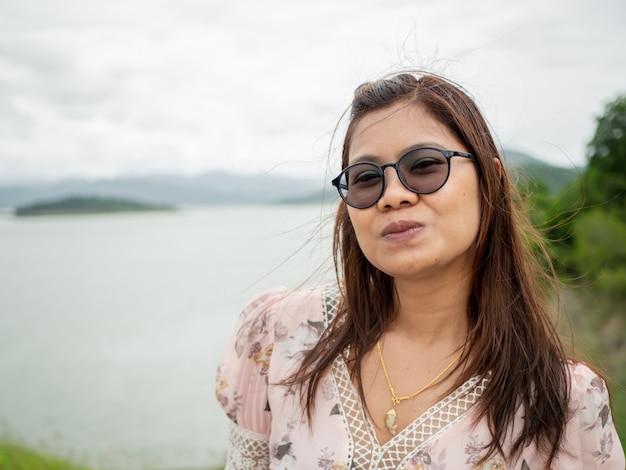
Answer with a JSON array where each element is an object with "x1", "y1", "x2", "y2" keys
[
  {"x1": 321, "y1": 284, "x2": 488, "y2": 468},
  {"x1": 331, "y1": 355, "x2": 488, "y2": 469}
]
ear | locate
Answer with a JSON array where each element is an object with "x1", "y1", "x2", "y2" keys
[{"x1": 494, "y1": 157, "x2": 503, "y2": 179}]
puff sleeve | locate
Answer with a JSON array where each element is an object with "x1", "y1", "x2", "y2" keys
[
  {"x1": 564, "y1": 362, "x2": 625, "y2": 469},
  {"x1": 215, "y1": 287, "x2": 288, "y2": 470}
]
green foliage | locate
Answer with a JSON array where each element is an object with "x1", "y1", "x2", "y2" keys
[
  {"x1": 572, "y1": 210, "x2": 626, "y2": 300},
  {"x1": 529, "y1": 94, "x2": 626, "y2": 281},
  {"x1": 585, "y1": 94, "x2": 626, "y2": 219},
  {"x1": 0, "y1": 438, "x2": 226, "y2": 470},
  {"x1": 516, "y1": 175, "x2": 580, "y2": 276},
  {"x1": 0, "y1": 440, "x2": 91, "y2": 470},
  {"x1": 611, "y1": 385, "x2": 626, "y2": 445},
  {"x1": 517, "y1": 93, "x2": 626, "y2": 449}
]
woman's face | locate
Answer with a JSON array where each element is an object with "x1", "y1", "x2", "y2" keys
[{"x1": 346, "y1": 102, "x2": 482, "y2": 283}]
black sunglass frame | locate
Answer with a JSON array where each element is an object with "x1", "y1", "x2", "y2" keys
[{"x1": 331, "y1": 147, "x2": 476, "y2": 209}]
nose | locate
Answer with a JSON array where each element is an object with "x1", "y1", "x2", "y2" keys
[{"x1": 376, "y1": 166, "x2": 419, "y2": 210}]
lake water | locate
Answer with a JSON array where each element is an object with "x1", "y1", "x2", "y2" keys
[{"x1": 0, "y1": 204, "x2": 337, "y2": 469}]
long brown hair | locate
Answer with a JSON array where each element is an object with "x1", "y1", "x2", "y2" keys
[{"x1": 285, "y1": 73, "x2": 570, "y2": 465}]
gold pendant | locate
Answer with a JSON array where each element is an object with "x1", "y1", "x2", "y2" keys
[{"x1": 384, "y1": 408, "x2": 397, "y2": 435}]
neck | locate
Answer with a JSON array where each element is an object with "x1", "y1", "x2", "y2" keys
[{"x1": 390, "y1": 270, "x2": 471, "y2": 346}]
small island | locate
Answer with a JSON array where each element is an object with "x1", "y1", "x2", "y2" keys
[{"x1": 14, "y1": 196, "x2": 175, "y2": 216}]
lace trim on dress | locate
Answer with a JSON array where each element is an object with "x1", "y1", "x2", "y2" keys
[
  {"x1": 332, "y1": 356, "x2": 489, "y2": 469},
  {"x1": 322, "y1": 284, "x2": 490, "y2": 469},
  {"x1": 225, "y1": 421, "x2": 270, "y2": 470},
  {"x1": 322, "y1": 283, "x2": 342, "y2": 327}
]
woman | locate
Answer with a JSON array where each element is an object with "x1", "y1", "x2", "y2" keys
[{"x1": 215, "y1": 73, "x2": 625, "y2": 469}]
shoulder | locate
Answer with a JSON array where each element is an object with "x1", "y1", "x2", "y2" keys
[
  {"x1": 230, "y1": 284, "x2": 335, "y2": 362},
  {"x1": 215, "y1": 284, "x2": 336, "y2": 430},
  {"x1": 567, "y1": 361, "x2": 613, "y2": 429},
  {"x1": 563, "y1": 361, "x2": 625, "y2": 466},
  {"x1": 568, "y1": 362, "x2": 609, "y2": 405}
]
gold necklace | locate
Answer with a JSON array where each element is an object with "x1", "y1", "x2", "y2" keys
[{"x1": 377, "y1": 340, "x2": 465, "y2": 436}]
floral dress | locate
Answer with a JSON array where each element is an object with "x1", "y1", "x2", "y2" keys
[{"x1": 215, "y1": 285, "x2": 625, "y2": 469}]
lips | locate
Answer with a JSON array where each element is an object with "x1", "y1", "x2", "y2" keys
[{"x1": 382, "y1": 220, "x2": 423, "y2": 239}]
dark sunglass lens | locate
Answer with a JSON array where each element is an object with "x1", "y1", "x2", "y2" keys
[
  {"x1": 340, "y1": 163, "x2": 383, "y2": 207},
  {"x1": 399, "y1": 148, "x2": 449, "y2": 194}
]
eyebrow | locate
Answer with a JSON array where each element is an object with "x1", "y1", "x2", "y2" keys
[{"x1": 349, "y1": 141, "x2": 447, "y2": 164}]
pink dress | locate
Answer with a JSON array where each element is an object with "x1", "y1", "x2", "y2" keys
[{"x1": 215, "y1": 285, "x2": 625, "y2": 469}]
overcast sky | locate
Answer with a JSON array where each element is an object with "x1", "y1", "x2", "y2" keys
[{"x1": 0, "y1": 0, "x2": 624, "y2": 183}]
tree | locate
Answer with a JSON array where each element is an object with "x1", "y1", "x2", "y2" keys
[
  {"x1": 577, "y1": 94, "x2": 626, "y2": 289},
  {"x1": 534, "y1": 95, "x2": 626, "y2": 441},
  {"x1": 584, "y1": 94, "x2": 626, "y2": 220},
  {"x1": 539, "y1": 94, "x2": 626, "y2": 275},
  {"x1": 572, "y1": 209, "x2": 626, "y2": 301}
]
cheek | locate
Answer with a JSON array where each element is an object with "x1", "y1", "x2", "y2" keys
[
  {"x1": 347, "y1": 213, "x2": 367, "y2": 246},
  {"x1": 461, "y1": 192, "x2": 482, "y2": 238},
  {"x1": 454, "y1": 173, "x2": 481, "y2": 226},
  {"x1": 346, "y1": 209, "x2": 377, "y2": 256},
  {"x1": 440, "y1": 186, "x2": 481, "y2": 237}
]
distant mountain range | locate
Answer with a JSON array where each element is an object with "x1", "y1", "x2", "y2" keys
[
  {"x1": 0, "y1": 172, "x2": 324, "y2": 209},
  {"x1": 503, "y1": 149, "x2": 580, "y2": 192},
  {"x1": 0, "y1": 149, "x2": 579, "y2": 209}
]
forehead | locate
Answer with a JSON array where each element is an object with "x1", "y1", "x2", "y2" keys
[{"x1": 348, "y1": 102, "x2": 464, "y2": 164}]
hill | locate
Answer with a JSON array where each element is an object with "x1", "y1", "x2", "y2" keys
[
  {"x1": 0, "y1": 172, "x2": 321, "y2": 208},
  {"x1": 503, "y1": 149, "x2": 579, "y2": 192},
  {"x1": 14, "y1": 196, "x2": 174, "y2": 216},
  {"x1": 0, "y1": 150, "x2": 578, "y2": 209}
]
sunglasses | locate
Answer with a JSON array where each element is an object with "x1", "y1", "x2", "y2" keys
[{"x1": 331, "y1": 147, "x2": 476, "y2": 209}]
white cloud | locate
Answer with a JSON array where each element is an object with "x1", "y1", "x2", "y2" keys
[{"x1": 0, "y1": 0, "x2": 624, "y2": 182}]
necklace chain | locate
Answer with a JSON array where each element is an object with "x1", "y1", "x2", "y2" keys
[{"x1": 377, "y1": 339, "x2": 466, "y2": 435}]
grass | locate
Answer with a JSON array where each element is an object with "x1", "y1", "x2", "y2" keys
[
  {"x1": 0, "y1": 439, "x2": 225, "y2": 470},
  {"x1": 0, "y1": 440, "x2": 92, "y2": 470}
]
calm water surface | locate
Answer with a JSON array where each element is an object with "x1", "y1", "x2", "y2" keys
[{"x1": 0, "y1": 204, "x2": 335, "y2": 469}]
